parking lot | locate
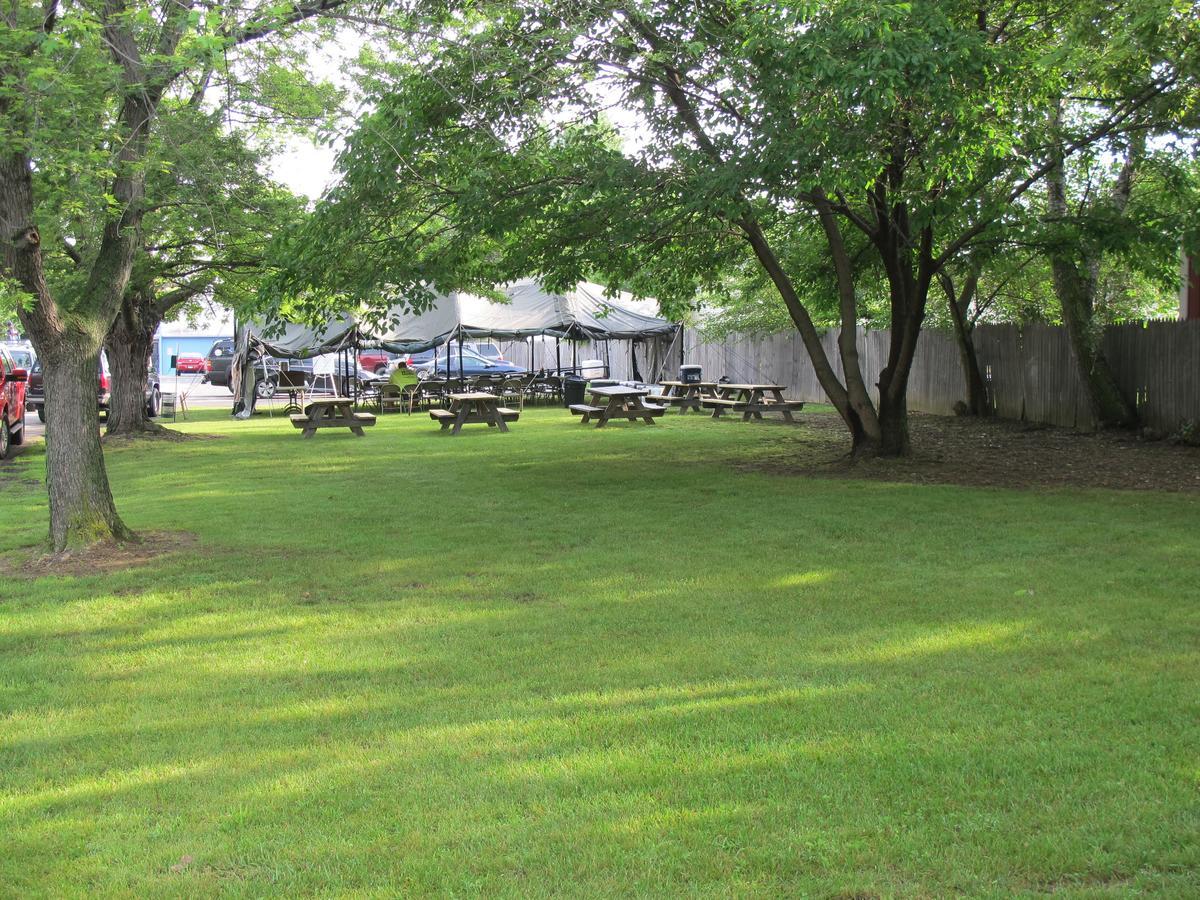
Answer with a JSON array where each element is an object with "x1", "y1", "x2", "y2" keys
[{"x1": 14, "y1": 377, "x2": 234, "y2": 453}]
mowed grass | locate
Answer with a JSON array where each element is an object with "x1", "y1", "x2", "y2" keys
[{"x1": 0, "y1": 406, "x2": 1197, "y2": 897}]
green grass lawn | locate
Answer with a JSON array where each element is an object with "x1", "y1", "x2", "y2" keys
[{"x1": 1, "y1": 406, "x2": 1197, "y2": 897}]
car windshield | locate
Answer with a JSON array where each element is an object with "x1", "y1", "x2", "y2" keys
[
  {"x1": 10, "y1": 350, "x2": 33, "y2": 368},
  {"x1": 436, "y1": 347, "x2": 489, "y2": 364}
]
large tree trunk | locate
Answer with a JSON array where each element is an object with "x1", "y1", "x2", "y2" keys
[
  {"x1": 105, "y1": 288, "x2": 162, "y2": 436},
  {"x1": 2, "y1": 152, "x2": 136, "y2": 551},
  {"x1": 41, "y1": 345, "x2": 135, "y2": 550},
  {"x1": 812, "y1": 192, "x2": 883, "y2": 452},
  {"x1": 1045, "y1": 110, "x2": 1138, "y2": 430},
  {"x1": 940, "y1": 271, "x2": 990, "y2": 416},
  {"x1": 1050, "y1": 256, "x2": 1138, "y2": 428},
  {"x1": 739, "y1": 218, "x2": 883, "y2": 453},
  {"x1": 876, "y1": 386, "x2": 910, "y2": 456},
  {"x1": 948, "y1": 306, "x2": 990, "y2": 417},
  {"x1": 870, "y1": 182, "x2": 934, "y2": 458}
]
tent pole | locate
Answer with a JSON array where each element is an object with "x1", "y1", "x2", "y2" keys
[
  {"x1": 555, "y1": 337, "x2": 561, "y2": 375},
  {"x1": 457, "y1": 331, "x2": 464, "y2": 382},
  {"x1": 572, "y1": 337, "x2": 577, "y2": 374}
]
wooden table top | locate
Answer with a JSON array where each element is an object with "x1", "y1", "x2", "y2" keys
[
  {"x1": 719, "y1": 383, "x2": 783, "y2": 391},
  {"x1": 448, "y1": 392, "x2": 499, "y2": 402},
  {"x1": 660, "y1": 380, "x2": 719, "y2": 388},
  {"x1": 306, "y1": 397, "x2": 353, "y2": 406},
  {"x1": 589, "y1": 385, "x2": 649, "y2": 397}
]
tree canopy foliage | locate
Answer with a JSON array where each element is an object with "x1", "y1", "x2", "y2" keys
[
  {"x1": 280, "y1": 0, "x2": 1197, "y2": 453},
  {"x1": 1, "y1": 0, "x2": 348, "y2": 549}
]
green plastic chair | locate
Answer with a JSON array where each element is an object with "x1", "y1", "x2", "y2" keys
[{"x1": 389, "y1": 364, "x2": 420, "y2": 413}]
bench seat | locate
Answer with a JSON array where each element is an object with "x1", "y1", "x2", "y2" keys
[
  {"x1": 496, "y1": 407, "x2": 520, "y2": 420},
  {"x1": 569, "y1": 404, "x2": 605, "y2": 415},
  {"x1": 429, "y1": 409, "x2": 454, "y2": 420}
]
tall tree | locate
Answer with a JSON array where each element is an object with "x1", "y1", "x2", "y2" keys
[
  {"x1": 104, "y1": 111, "x2": 313, "y2": 436},
  {"x1": 279, "y1": 0, "x2": 1193, "y2": 456},
  {"x1": 0, "y1": 0, "x2": 345, "y2": 551},
  {"x1": 1041, "y1": 130, "x2": 1197, "y2": 428}
]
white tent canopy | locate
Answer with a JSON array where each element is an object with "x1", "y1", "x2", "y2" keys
[
  {"x1": 242, "y1": 279, "x2": 676, "y2": 356},
  {"x1": 361, "y1": 279, "x2": 677, "y2": 350},
  {"x1": 232, "y1": 280, "x2": 679, "y2": 414}
]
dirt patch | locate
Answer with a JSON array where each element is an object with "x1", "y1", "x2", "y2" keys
[
  {"x1": 0, "y1": 461, "x2": 40, "y2": 488},
  {"x1": 102, "y1": 428, "x2": 225, "y2": 446},
  {"x1": 0, "y1": 531, "x2": 200, "y2": 579},
  {"x1": 732, "y1": 411, "x2": 1200, "y2": 492}
]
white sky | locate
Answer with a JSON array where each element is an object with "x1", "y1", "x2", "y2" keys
[
  {"x1": 263, "y1": 30, "x2": 365, "y2": 201},
  {"x1": 261, "y1": 29, "x2": 651, "y2": 203},
  {"x1": 271, "y1": 135, "x2": 340, "y2": 200}
]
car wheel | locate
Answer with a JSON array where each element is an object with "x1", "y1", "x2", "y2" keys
[
  {"x1": 36, "y1": 405, "x2": 45, "y2": 423},
  {"x1": 374, "y1": 364, "x2": 387, "y2": 375},
  {"x1": 10, "y1": 408, "x2": 25, "y2": 446},
  {"x1": 146, "y1": 387, "x2": 161, "y2": 418},
  {"x1": 255, "y1": 378, "x2": 277, "y2": 399},
  {"x1": 0, "y1": 419, "x2": 10, "y2": 460}
]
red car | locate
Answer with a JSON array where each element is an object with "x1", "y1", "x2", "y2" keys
[
  {"x1": 0, "y1": 346, "x2": 29, "y2": 459},
  {"x1": 175, "y1": 352, "x2": 207, "y2": 374},
  {"x1": 357, "y1": 350, "x2": 395, "y2": 374}
]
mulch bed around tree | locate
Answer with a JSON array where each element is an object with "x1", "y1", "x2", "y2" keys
[
  {"x1": 0, "y1": 531, "x2": 200, "y2": 579},
  {"x1": 732, "y1": 411, "x2": 1200, "y2": 493},
  {"x1": 101, "y1": 428, "x2": 226, "y2": 446}
]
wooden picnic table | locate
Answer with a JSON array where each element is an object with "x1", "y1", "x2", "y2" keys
[
  {"x1": 648, "y1": 380, "x2": 720, "y2": 413},
  {"x1": 430, "y1": 391, "x2": 519, "y2": 434},
  {"x1": 290, "y1": 397, "x2": 376, "y2": 437},
  {"x1": 703, "y1": 383, "x2": 805, "y2": 422},
  {"x1": 571, "y1": 385, "x2": 666, "y2": 427}
]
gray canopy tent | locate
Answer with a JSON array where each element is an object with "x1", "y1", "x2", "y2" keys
[{"x1": 232, "y1": 280, "x2": 679, "y2": 416}]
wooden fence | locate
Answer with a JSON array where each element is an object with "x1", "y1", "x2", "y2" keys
[
  {"x1": 490, "y1": 320, "x2": 1199, "y2": 431},
  {"x1": 664, "y1": 320, "x2": 1200, "y2": 432}
]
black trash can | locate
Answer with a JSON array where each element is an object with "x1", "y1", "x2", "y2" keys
[
  {"x1": 563, "y1": 374, "x2": 587, "y2": 408},
  {"x1": 681, "y1": 364, "x2": 702, "y2": 384}
]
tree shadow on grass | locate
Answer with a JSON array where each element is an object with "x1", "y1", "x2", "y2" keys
[{"x1": 2, "y1": 585, "x2": 1186, "y2": 896}]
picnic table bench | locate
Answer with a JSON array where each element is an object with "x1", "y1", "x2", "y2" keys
[
  {"x1": 572, "y1": 385, "x2": 665, "y2": 426},
  {"x1": 646, "y1": 380, "x2": 720, "y2": 413},
  {"x1": 701, "y1": 383, "x2": 805, "y2": 422},
  {"x1": 431, "y1": 392, "x2": 518, "y2": 434},
  {"x1": 290, "y1": 398, "x2": 376, "y2": 437}
]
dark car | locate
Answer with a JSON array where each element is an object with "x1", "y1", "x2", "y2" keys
[
  {"x1": 421, "y1": 348, "x2": 527, "y2": 378},
  {"x1": 203, "y1": 339, "x2": 236, "y2": 386},
  {"x1": 0, "y1": 346, "x2": 29, "y2": 458},
  {"x1": 400, "y1": 348, "x2": 439, "y2": 370},
  {"x1": 203, "y1": 339, "x2": 315, "y2": 397},
  {"x1": 26, "y1": 354, "x2": 161, "y2": 422},
  {"x1": 465, "y1": 342, "x2": 505, "y2": 362}
]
